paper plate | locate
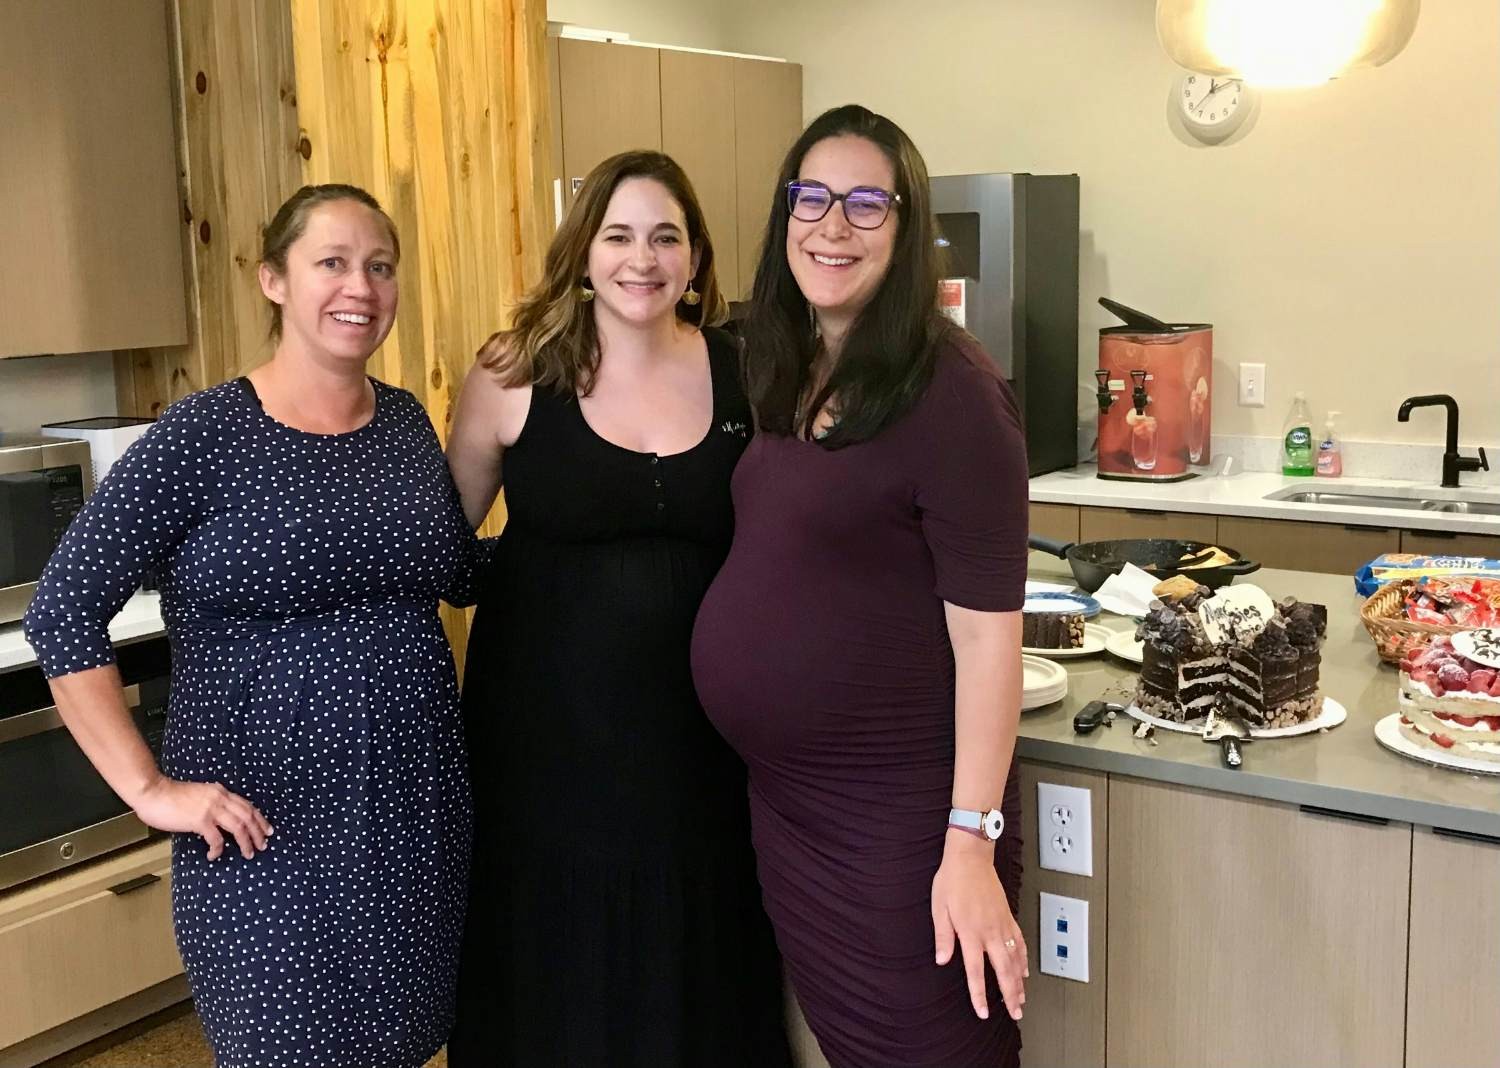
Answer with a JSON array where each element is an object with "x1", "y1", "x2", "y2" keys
[
  {"x1": 1021, "y1": 654, "x2": 1068, "y2": 710},
  {"x1": 1124, "y1": 697, "x2": 1347, "y2": 739},
  {"x1": 1374, "y1": 713, "x2": 1500, "y2": 777},
  {"x1": 1024, "y1": 622, "x2": 1110, "y2": 660},
  {"x1": 1104, "y1": 629, "x2": 1145, "y2": 665},
  {"x1": 1023, "y1": 591, "x2": 1102, "y2": 621}
]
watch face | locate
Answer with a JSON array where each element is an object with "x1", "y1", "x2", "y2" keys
[
  {"x1": 1180, "y1": 74, "x2": 1243, "y2": 128},
  {"x1": 982, "y1": 809, "x2": 1005, "y2": 840}
]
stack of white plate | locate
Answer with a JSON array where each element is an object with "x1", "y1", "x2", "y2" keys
[{"x1": 1021, "y1": 654, "x2": 1069, "y2": 710}]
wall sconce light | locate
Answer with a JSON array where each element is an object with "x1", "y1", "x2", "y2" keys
[{"x1": 1156, "y1": 0, "x2": 1420, "y2": 88}]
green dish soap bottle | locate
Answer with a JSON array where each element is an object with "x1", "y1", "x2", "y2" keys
[{"x1": 1281, "y1": 392, "x2": 1315, "y2": 476}]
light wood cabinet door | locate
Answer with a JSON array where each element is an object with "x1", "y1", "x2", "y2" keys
[
  {"x1": 1017, "y1": 762, "x2": 1107, "y2": 1068},
  {"x1": 556, "y1": 39, "x2": 661, "y2": 213},
  {"x1": 0, "y1": 841, "x2": 181, "y2": 1049},
  {"x1": 1217, "y1": 516, "x2": 1399, "y2": 575},
  {"x1": 0, "y1": 0, "x2": 187, "y2": 358},
  {"x1": 660, "y1": 50, "x2": 739, "y2": 300},
  {"x1": 1106, "y1": 779, "x2": 1410, "y2": 1068},
  {"x1": 732, "y1": 58, "x2": 802, "y2": 301},
  {"x1": 1406, "y1": 828, "x2": 1500, "y2": 1068},
  {"x1": 1399, "y1": 528, "x2": 1500, "y2": 559},
  {"x1": 1030, "y1": 503, "x2": 1081, "y2": 545},
  {"x1": 1077, "y1": 506, "x2": 1217, "y2": 544}
]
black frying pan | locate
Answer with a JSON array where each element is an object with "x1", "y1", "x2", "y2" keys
[{"x1": 1028, "y1": 535, "x2": 1261, "y2": 594}]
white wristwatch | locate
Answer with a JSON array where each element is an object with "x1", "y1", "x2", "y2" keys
[{"x1": 949, "y1": 807, "x2": 1004, "y2": 841}]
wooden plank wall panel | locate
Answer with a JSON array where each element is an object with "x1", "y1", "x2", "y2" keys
[
  {"x1": 290, "y1": 0, "x2": 552, "y2": 662},
  {"x1": 114, "y1": 0, "x2": 304, "y2": 416}
]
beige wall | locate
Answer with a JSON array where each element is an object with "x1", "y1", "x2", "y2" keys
[
  {"x1": 720, "y1": 0, "x2": 1499, "y2": 445},
  {"x1": 547, "y1": 0, "x2": 733, "y2": 52}
]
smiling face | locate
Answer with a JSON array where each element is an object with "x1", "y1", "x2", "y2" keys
[
  {"x1": 259, "y1": 198, "x2": 398, "y2": 364},
  {"x1": 586, "y1": 177, "x2": 700, "y2": 329},
  {"x1": 786, "y1": 134, "x2": 899, "y2": 338}
]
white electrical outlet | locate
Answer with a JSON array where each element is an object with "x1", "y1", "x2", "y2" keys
[
  {"x1": 1036, "y1": 782, "x2": 1093, "y2": 876},
  {"x1": 1238, "y1": 362, "x2": 1266, "y2": 407},
  {"x1": 1038, "y1": 892, "x2": 1090, "y2": 982}
]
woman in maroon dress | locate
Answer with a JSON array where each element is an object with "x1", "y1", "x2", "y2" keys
[{"x1": 691, "y1": 105, "x2": 1030, "y2": 1067}]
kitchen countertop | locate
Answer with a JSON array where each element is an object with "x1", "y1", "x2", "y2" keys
[
  {"x1": 1030, "y1": 464, "x2": 1500, "y2": 536},
  {"x1": 0, "y1": 591, "x2": 165, "y2": 673},
  {"x1": 1019, "y1": 553, "x2": 1500, "y2": 838}
]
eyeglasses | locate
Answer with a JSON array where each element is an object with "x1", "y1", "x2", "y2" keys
[{"x1": 786, "y1": 180, "x2": 901, "y2": 230}]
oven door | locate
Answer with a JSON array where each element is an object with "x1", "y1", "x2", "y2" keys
[{"x1": 0, "y1": 678, "x2": 167, "y2": 891}]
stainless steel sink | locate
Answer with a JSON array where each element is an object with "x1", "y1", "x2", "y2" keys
[{"x1": 1264, "y1": 486, "x2": 1500, "y2": 516}]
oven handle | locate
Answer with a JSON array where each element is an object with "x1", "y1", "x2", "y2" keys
[{"x1": 0, "y1": 684, "x2": 142, "y2": 744}]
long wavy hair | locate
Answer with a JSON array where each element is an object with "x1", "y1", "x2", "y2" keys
[
  {"x1": 743, "y1": 104, "x2": 952, "y2": 447},
  {"x1": 478, "y1": 151, "x2": 727, "y2": 394}
]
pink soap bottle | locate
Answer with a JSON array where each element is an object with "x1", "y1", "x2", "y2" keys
[{"x1": 1315, "y1": 411, "x2": 1343, "y2": 477}]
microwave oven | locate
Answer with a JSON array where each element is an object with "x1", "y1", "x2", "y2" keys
[
  {"x1": 0, "y1": 436, "x2": 93, "y2": 626},
  {"x1": 0, "y1": 636, "x2": 170, "y2": 891}
]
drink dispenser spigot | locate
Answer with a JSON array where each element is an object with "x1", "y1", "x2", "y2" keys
[
  {"x1": 1094, "y1": 370, "x2": 1114, "y2": 413},
  {"x1": 1130, "y1": 370, "x2": 1150, "y2": 415}
]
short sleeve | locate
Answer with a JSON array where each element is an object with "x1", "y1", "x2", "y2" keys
[
  {"x1": 23, "y1": 393, "x2": 216, "y2": 678},
  {"x1": 914, "y1": 344, "x2": 1030, "y2": 612}
]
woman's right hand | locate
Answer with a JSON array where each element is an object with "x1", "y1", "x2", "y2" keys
[{"x1": 131, "y1": 776, "x2": 273, "y2": 860}]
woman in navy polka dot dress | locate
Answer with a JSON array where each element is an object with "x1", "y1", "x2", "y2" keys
[{"x1": 23, "y1": 185, "x2": 484, "y2": 1068}]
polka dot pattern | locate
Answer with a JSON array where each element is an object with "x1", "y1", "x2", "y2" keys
[{"x1": 24, "y1": 379, "x2": 486, "y2": 1068}]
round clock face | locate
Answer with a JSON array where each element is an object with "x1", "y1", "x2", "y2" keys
[{"x1": 1179, "y1": 73, "x2": 1246, "y2": 130}]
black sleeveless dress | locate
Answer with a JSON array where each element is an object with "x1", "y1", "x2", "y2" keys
[{"x1": 447, "y1": 328, "x2": 790, "y2": 1067}]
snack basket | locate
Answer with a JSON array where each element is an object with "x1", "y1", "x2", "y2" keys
[{"x1": 1360, "y1": 580, "x2": 1468, "y2": 665}]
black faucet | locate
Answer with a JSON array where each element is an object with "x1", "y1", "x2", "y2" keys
[{"x1": 1397, "y1": 394, "x2": 1489, "y2": 488}]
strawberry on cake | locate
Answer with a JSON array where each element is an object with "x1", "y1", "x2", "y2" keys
[{"x1": 1398, "y1": 635, "x2": 1500, "y2": 762}]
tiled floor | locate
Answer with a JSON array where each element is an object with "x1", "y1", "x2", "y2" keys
[{"x1": 40, "y1": 1005, "x2": 447, "y2": 1068}]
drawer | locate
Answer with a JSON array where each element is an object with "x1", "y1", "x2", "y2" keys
[
  {"x1": 1030, "y1": 503, "x2": 1080, "y2": 544},
  {"x1": 1400, "y1": 529, "x2": 1500, "y2": 559},
  {"x1": 1078, "y1": 506, "x2": 1217, "y2": 544},
  {"x1": 1217, "y1": 516, "x2": 1399, "y2": 575},
  {"x1": 0, "y1": 846, "x2": 181, "y2": 1047}
]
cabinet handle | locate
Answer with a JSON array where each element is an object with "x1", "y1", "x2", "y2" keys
[
  {"x1": 1124, "y1": 508, "x2": 1166, "y2": 518},
  {"x1": 1432, "y1": 826, "x2": 1500, "y2": 847},
  {"x1": 1343, "y1": 525, "x2": 1392, "y2": 534},
  {"x1": 1298, "y1": 804, "x2": 1389, "y2": 826},
  {"x1": 108, "y1": 873, "x2": 161, "y2": 896},
  {"x1": 1408, "y1": 530, "x2": 1458, "y2": 540}
]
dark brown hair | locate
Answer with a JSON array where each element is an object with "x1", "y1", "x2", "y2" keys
[
  {"x1": 478, "y1": 150, "x2": 726, "y2": 394},
  {"x1": 260, "y1": 184, "x2": 400, "y2": 340},
  {"x1": 743, "y1": 104, "x2": 952, "y2": 447}
]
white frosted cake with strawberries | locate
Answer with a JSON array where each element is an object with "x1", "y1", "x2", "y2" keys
[{"x1": 1398, "y1": 633, "x2": 1500, "y2": 761}]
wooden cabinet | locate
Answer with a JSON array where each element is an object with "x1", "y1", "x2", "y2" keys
[
  {"x1": 1078, "y1": 506, "x2": 1217, "y2": 544},
  {"x1": 1405, "y1": 828, "x2": 1500, "y2": 1068},
  {"x1": 549, "y1": 40, "x2": 801, "y2": 302},
  {"x1": 1018, "y1": 762, "x2": 1107, "y2": 1068},
  {"x1": 1400, "y1": 528, "x2": 1500, "y2": 559},
  {"x1": 1106, "y1": 779, "x2": 1410, "y2": 1068},
  {"x1": 731, "y1": 58, "x2": 803, "y2": 299},
  {"x1": 660, "y1": 50, "x2": 740, "y2": 299},
  {"x1": 1030, "y1": 503, "x2": 1080, "y2": 545},
  {"x1": 1217, "y1": 515, "x2": 1400, "y2": 575},
  {"x1": 555, "y1": 38, "x2": 663, "y2": 213},
  {"x1": 0, "y1": 840, "x2": 181, "y2": 1050},
  {"x1": 0, "y1": 0, "x2": 187, "y2": 358}
]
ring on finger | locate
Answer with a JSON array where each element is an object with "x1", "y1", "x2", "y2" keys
[{"x1": 1003, "y1": 938, "x2": 1017, "y2": 950}]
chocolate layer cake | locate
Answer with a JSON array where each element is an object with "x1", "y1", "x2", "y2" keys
[
  {"x1": 1023, "y1": 608, "x2": 1084, "y2": 649},
  {"x1": 1135, "y1": 585, "x2": 1326, "y2": 728}
]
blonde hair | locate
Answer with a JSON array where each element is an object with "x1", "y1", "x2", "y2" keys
[{"x1": 479, "y1": 151, "x2": 726, "y2": 394}]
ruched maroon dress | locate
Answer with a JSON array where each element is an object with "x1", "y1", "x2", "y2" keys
[{"x1": 691, "y1": 337, "x2": 1030, "y2": 1068}]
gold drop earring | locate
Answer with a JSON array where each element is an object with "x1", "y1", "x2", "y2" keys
[
  {"x1": 682, "y1": 280, "x2": 700, "y2": 306},
  {"x1": 579, "y1": 278, "x2": 595, "y2": 302}
]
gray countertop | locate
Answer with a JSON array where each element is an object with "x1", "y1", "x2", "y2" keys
[{"x1": 1018, "y1": 554, "x2": 1500, "y2": 837}]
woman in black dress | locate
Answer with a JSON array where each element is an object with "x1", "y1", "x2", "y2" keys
[{"x1": 444, "y1": 151, "x2": 789, "y2": 1067}]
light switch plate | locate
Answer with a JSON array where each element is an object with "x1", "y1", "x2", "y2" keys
[
  {"x1": 1039, "y1": 892, "x2": 1090, "y2": 982},
  {"x1": 1238, "y1": 362, "x2": 1266, "y2": 407},
  {"x1": 1036, "y1": 782, "x2": 1093, "y2": 877}
]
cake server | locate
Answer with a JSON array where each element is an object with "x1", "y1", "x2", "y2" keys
[{"x1": 1202, "y1": 709, "x2": 1252, "y2": 769}]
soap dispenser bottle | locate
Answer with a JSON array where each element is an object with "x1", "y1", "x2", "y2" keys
[{"x1": 1315, "y1": 411, "x2": 1343, "y2": 478}]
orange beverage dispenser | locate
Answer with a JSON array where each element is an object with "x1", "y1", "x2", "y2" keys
[{"x1": 1095, "y1": 298, "x2": 1212, "y2": 482}]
